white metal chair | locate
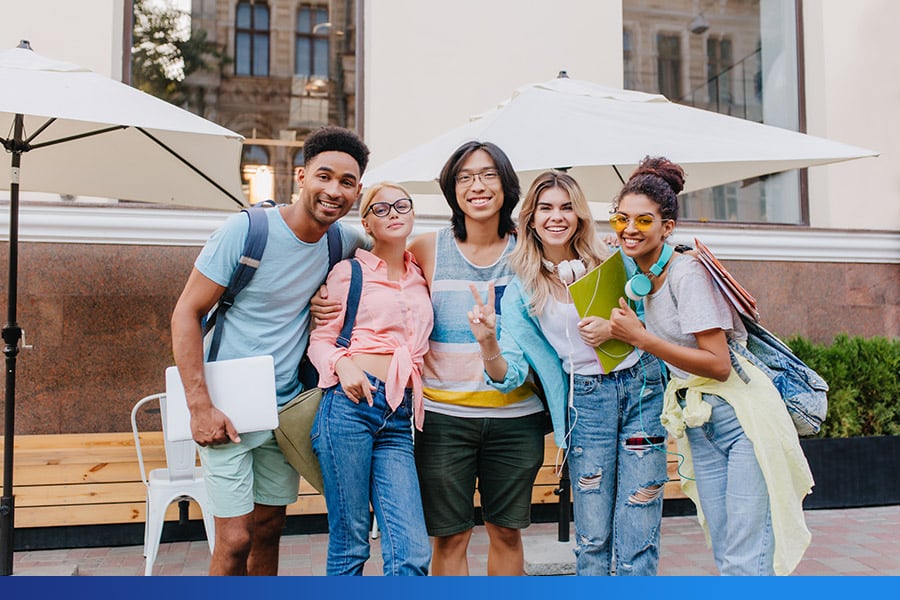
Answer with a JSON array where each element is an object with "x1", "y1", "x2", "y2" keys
[{"x1": 131, "y1": 392, "x2": 215, "y2": 576}]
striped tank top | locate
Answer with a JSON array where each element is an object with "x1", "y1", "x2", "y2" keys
[{"x1": 423, "y1": 227, "x2": 543, "y2": 418}]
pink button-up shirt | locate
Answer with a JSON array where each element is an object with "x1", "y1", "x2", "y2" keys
[{"x1": 307, "y1": 249, "x2": 433, "y2": 430}]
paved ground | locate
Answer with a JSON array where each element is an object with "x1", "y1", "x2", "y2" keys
[{"x1": 11, "y1": 505, "x2": 900, "y2": 576}]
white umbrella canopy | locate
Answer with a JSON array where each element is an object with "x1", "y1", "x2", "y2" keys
[
  {"x1": 0, "y1": 44, "x2": 247, "y2": 209},
  {"x1": 0, "y1": 42, "x2": 247, "y2": 575},
  {"x1": 362, "y1": 75, "x2": 878, "y2": 200}
]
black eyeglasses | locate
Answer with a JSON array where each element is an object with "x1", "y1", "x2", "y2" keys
[
  {"x1": 455, "y1": 169, "x2": 500, "y2": 187},
  {"x1": 363, "y1": 197, "x2": 414, "y2": 218}
]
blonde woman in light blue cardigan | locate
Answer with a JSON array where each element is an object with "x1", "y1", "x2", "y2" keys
[{"x1": 468, "y1": 170, "x2": 669, "y2": 576}]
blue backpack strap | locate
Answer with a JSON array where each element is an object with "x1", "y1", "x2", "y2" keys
[
  {"x1": 205, "y1": 206, "x2": 269, "y2": 361},
  {"x1": 326, "y1": 222, "x2": 342, "y2": 272},
  {"x1": 296, "y1": 222, "x2": 349, "y2": 389},
  {"x1": 336, "y1": 258, "x2": 363, "y2": 349}
]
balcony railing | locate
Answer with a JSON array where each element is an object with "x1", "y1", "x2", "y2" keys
[{"x1": 678, "y1": 47, "x2": 763, "y2": 123}]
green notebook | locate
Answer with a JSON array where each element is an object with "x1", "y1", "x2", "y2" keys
[{"x1": 567, "y1": 251, "x2": 634, "y2": 373}]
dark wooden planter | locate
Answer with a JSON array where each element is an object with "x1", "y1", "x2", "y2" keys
[
  {"x1": 800, "y1": 435, "x2": 900, "y2": 509},
  {"x1": 653, "y1": 435, "x2": 900, "y2": 518}
]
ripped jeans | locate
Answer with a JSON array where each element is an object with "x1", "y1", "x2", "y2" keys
[{"x1": 567, "y1": 352, "x2": 668, "y2": 576}]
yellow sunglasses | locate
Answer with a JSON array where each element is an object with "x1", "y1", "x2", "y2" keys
[{"x1": 608, "y1": 213, "x2": 658, "y2": 233}]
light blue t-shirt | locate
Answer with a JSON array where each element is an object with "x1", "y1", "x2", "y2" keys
[{"x1": 195, "y1": 207, "x2": 368, "y2": 405}]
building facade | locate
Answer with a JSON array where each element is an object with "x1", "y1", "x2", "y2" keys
[
  {"x1": 187, "y1": 0, "x2": 358, "y2": 204},
  {"x1": 624, "y1": 0, "x2": 797, "y2": 224}
]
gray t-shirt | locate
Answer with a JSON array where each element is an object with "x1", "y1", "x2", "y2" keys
[{"x1": 644, "y1": 253, "x2": 746, "y2": 380}]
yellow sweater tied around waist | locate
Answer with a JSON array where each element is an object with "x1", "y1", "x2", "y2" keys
[{"x1": 661, "y1": 352, "x2": 815, "y2": 576}]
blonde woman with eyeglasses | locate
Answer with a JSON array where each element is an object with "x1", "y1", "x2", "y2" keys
[{"x1": 307, "y1": 182, "x2": 433, "y2": 576}]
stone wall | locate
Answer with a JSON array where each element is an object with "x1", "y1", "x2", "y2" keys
[
  {"x1": 723, "y1": 260, "x2": 897, "y2": 342},
  {"x1": 0, "y1": 241, "x2": 895, "y2": 435},
  {"x1": 0, "y1": 242, "x2": 197, "y2": 435}
]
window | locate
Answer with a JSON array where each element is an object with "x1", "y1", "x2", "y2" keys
[
  {"x1": 290, "y1": 149, "x2": 305, "y2": 202},
  {"x1": 712, "y1": 184, "x2": 739, "y2": 221},
  {"x1": 242, "y1": 144, "x2": 269, "y2": 167},
  {"x1": 296, "y1": 4, "x2": 330, "y2": 77},
  {"x1": 241, "y1": 144, "x2": 272, "y2": 204},
  {"x1": 706, "y1": 37, "x2": 733, "y2": 111},
  {"x1": 235, "y1": 1, "x2": 270, "y2": 76},
  {"x1": 623, "y1": 1, "x2": 803, "y2": 225},
  {"x1": 656, "y1": 34, "x2": 682, "y2": 99},
  {"x1": 623, "y1": 29, "x2": 637, "y2": 90}
]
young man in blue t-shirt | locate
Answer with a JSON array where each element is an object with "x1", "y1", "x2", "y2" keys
[{"x1": 171, "y1": 125, "x2": 369, "y2": 576}]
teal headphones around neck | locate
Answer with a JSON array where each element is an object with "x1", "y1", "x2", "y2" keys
[{"x1": 624, "y1": 243, "x2": 674, "y2": 301}]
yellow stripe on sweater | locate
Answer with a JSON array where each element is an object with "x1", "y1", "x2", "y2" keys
[{"x1": 423, "y1": 383, "x2": 538, "y2": 408}]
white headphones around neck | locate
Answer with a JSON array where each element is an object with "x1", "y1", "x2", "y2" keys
[
  {"x1": 543, "y1": 258, "x2": 587, "y2": 285},
  {"x1": 624, "y1": 243, "x2": 674, "y2": 301}
]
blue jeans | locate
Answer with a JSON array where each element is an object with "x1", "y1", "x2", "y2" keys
[
  {"x1": 311, "y1": 373, "x2": 431, "y2": 576},
  {"x1": 568, "y1": 352, "x2": 668, "y2": 576},
  {"x1": 684, "y1": 393, "x2": 775, "y2": 575}
]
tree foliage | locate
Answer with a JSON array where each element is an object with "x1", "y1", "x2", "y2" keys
[{"x1": 131, "y1": 0, "x2": 229, "y2": 107}]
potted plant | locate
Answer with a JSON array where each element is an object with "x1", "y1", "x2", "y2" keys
[{"x1": 789, "y1": 335, "x2": 900, "y2": 509}]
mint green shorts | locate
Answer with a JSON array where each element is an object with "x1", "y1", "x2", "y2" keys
[{"x1": 198, "y1": 429, "x2": 300, "y2": 518}]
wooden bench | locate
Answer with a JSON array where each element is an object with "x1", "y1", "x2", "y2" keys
[
  {"x1": 529, "y1": 434, "x2": 688, "y2": 507},
  {"x1": 0, "y1": 432, "x2": 685, "y2": 530}
]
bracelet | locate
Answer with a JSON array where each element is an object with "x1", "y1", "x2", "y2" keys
[{"x1": 481, "y1": 350, "x2": 503, "y2": 361}]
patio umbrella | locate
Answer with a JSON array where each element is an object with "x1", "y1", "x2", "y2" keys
[
  {"x1": 362, "y1": 72, "x2": 877, "y2": 198},
  {"x1": 0, "y1": 41, "x2": 247, "y2": 575},
  {"x1": 363, "y1": 72, "x2": 878, "y2": 543}
]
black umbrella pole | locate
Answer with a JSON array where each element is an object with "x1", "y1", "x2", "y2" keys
[
  {"x1": 1, "y1": 323, "x2": 18, "y2": 577},
  {"x1": 0, "y1": 122, "x2": 22, "y2": 576},
  {"x1": 554, "y1": 461, "x2": 571, "y2": 542}
]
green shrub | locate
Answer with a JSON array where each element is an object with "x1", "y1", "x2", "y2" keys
[{"x1": 786, "y1": 334, "x2": 900, "y2": 438}]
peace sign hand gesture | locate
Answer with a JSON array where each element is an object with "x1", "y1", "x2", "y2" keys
[
  {"x1": 467, "y1": 281, "x2": 510, "y2": 382},
  {"x1": 467, "y1": 282, "x2": 498, "y2": 345}
]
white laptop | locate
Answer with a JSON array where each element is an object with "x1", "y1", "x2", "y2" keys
[{"x1": 164, "y1": 355, "x2": 278, "y2": 442}]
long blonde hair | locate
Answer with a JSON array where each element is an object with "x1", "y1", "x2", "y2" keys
[{"x1": 509, "y1": 171, "x2": 607, "y2": 315}]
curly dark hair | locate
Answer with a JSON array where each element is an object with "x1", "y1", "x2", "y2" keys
[
  {"x1": 613, "y1": 156, "x2": 685, "y2": 222},
  {"x1": 302, "y1": 125, "x2": 370, "y2": 174},
  {"x1": 438, "y1": 141, "x2": 520, "y2": 242}
]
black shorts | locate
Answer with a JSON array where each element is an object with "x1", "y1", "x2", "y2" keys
[{"x1": 414, "y1": 411, "x2": 546, "y2": 537}]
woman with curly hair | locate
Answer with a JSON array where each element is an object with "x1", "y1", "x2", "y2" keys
[{"x1": 609, "y1": 157, "x2": 814, "y2": 575}]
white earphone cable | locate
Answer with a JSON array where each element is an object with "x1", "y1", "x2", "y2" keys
[{"x1": 555, "y1": 290, "x2": 578, "y2": 478}]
